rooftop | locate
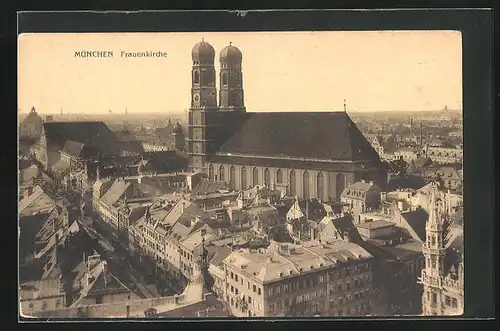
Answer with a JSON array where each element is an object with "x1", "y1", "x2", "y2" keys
[
  {"x1": 223, "y1": 240, "x2": 372, "y2": 284},
  {"x1": 99, "y1": 179, "x2": 131, "y2": 207},
  {"x1": 356, "y1": 219, "x2": 395, "y2": 230},
  {"x1": 19, "y1": 186, "x2": 56, "y2": 217},
  {"x1": 216, "y1": 112, "x2": 380, "y2": 162}
]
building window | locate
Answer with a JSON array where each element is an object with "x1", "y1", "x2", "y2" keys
[
  {"x1": 264, "y1": 168, "x2": 271, "y2": 187},
  {"x1": 241, "y1": 167, "x2": 247, "y2": 189},
  {"x1": 445, "y1": 295, "x2": 451, "y2": 306},
  {"x1": 452, "y1": 298, "x2": 458, "y2": 308},
  {"x1": 235, "y1": 288, "x2": 239, "y2": 295},
  {"x1": 432, "y1": 293, "x2": 437, "y2": 304},
  {"x1": 252, "y1": 167, "x2": 259, "y2": 186},
  {"x1": 269, "y1": 304, "x2": 275, "y2": 313},
  {"x1": 302, "y1": 171, "x2": 310, "y2": 199},
  {"x1": 290, "y1": 170, "x2": 296, "y2": 195},
  {"x1": 276, "y1": 169, "x2": 283, "y2": 184},
  {"x1": 194, "y1": 71, "x2": 200, "y2": 84},
  {"x1": 235, "y1": 274, "x2": 238, "y2": 281},
  {"x1": 317, "y1": 172, "x2": 324, "y2": 200},
  {"x1": 222, "y1": 72, "x2": 228, "y2": 86},
  {"x1": 230, "y1": 166, "x2": 236, "y2": 190},
  {"x1": 231, "y1": 285, "x2": 234, "y2": 293},
  {"x1": 258, "y1": 288, "x2": 262, "y2": 295},
  {"x1": 248, "y1": 296, "x2": 252, "y2": 304},
  {"x1": 336, "y1": 173, "x2": 345, "y2": 200},
  {"x1": 253, "y1": 284, "x2": 256, "y2": 292},
  {"x1": 219, "y1": 165, "x2": 225, "y2": 182},
  {"x1": 231, "y1": 272, "x2": 234, "y2": 279}
]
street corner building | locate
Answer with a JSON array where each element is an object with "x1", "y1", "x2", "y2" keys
[{"x1": 186, "y1": 40, "x2": 387, "y2": 202}]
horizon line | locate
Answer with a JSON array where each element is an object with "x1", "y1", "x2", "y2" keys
[{"x1": 19, "y1": 108, "x2": 463, "y2": 115}]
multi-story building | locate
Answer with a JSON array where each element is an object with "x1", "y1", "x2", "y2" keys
[
  {"x1": 341, "y1": 180, "x2": 381, "y2": 222},
  {"x1": 393, "y1": 147, "x2": 419, "y2": 163},
  {"x1": 219, "y1": 240, "x2": 374, "y2": 317},
  {"x1": 92, "y1": 178, "x2": 154, "y2": 238},
  {"x1": 423, "y1": 145, "x2": 462, "y2": 165},
  {"x1": 178, "y1": 225, "x2": 217, "y2": 281},
  {"x1": 19, "y1": 107, "x2": 44, "y2": 139},
  {"x1": 20, "y1": 278, "x2": 66, "y2": 315},
  {"x1": 419, "y1": 189, "x2": 464, "y2": 315}
]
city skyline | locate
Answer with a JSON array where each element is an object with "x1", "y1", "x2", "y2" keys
[{"x1": 18, "y1": 31, "x2": 462, "y2": 114}]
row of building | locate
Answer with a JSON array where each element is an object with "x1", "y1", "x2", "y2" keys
[{"x1": 88, "y1": 160, "x2": 463, "y2": 317}]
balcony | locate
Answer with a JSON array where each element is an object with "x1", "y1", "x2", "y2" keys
[
  {"x1": 420, "y1": 271, "x2": 441, "y2": 287},
  {"x1": 443, "y1": 278, "x2": 462, "y2": 291}
]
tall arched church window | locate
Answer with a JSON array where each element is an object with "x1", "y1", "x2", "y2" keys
[
  {"x1": 302, "y1": 171, "x2": 310, "y2": 199},
  {"x1": 208, "y1": 164, "x2": 214, "y2": 181},
  {"x1": 241, "y1": 167, "x2": 247, "y2": 189},
  {"x1": 230, "y1": 166, "x2": 236, "y2": 190},
  {"x1": 222, "y1": 73, "x2": 228, "y2": 86},
  {"x1": 336, "y1": 173, "x2": 345, "y2": 201},
  {"x1": 252, "y1": 167, "x2": 259, "y2": 186},
  {"x1": 194, "y1": 71, "x2": 200, "y2": 84},
  {"x1": 264, "y1": 168, "x2": 271, "y2": 187},
  {"x1": 276, "y1": 169, "x2": 283, "y2": 184},
  {"x1": 219, "y1": 165, "x2": 225, "y2": 182},
  {"x1": 290, "y1": 170, "x2": 296, "y2": 196},
  {"x1": 317, "y1": 172, "x2": 325, "y2": 200}
]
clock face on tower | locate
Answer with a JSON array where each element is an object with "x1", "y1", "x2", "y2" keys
[{"x1": 194, "y1": 94, "x2": 200, "y2": 102}]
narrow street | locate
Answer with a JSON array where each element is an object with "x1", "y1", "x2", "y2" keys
[{"x1": 57, "y1": 183, "x2": 185, "y2": 299}]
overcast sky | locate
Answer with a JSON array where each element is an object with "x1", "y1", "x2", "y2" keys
[{"x1": 18, "y1": 31, "x2": 462, "y2": 114}]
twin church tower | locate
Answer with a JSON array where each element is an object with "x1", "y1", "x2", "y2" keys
[
  {"x1": 188, "y1": 39, "x2": 247, "y2": 172},
  {"x1": 190, "y1": 39, "x2": 245, "y2": 111}
]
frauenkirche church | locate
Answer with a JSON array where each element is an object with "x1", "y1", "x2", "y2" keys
[{"x1": 188, "y1": 39, "x2": 387, "y2": 201}]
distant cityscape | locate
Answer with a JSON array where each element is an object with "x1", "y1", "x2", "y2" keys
[{"x1": 18, "y1": 39, "x2": 463, "y2": 319}]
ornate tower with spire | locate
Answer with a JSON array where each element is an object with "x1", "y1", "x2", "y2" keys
[
  {"x1": 420, "y1": 188, "x2": 448, "y2": 315},
  {"x1": 188, "y1": 39, "x2": 219, "y2": 172},
  {"x1": 419, "y1": 188, "x2": 464, "y2": 316},
  {"x1": 219, "y1": 42, "x2": 245, "y2": 111}
]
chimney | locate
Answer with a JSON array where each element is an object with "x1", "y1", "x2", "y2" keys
[
  {"x1": 343, "y1": 230, "x2": 351, "y2": 243},
  {"x1": 397, "y1": 200, "x2": 404, "y2": 211},
  {"x1": 181, "y1": 201, "x2": 185, "y2": 214},
  {"x1": 369, "y1": 181, "x2": 374, "y2": 186},
  {"x1": 380, "y1": 192, "x2": 387, "y2": 201},
  {"x1": 102, "y1": 261, "x2": 108, "y2": 287}
]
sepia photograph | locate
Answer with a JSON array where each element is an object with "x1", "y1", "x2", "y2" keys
[{"x1": 18, "y1": 28, "x2": 466, "y2": 319}]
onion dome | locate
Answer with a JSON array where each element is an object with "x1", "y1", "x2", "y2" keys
[
  {"x1": 220, "y1": 42, "x2": 242, "y2": 65},
  {"x1": 192, "y1": 39, "x2": 215, "y2": 64}
]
